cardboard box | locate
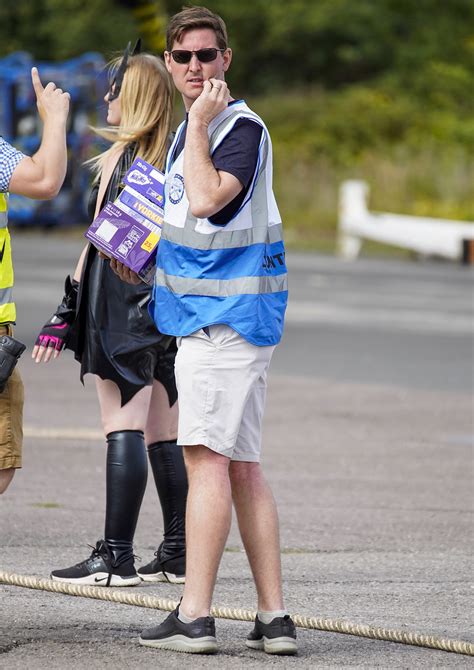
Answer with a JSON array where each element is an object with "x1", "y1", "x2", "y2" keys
[
  {"x1": 115, "y1": 185, "x2": 164, "y2": 229},
  {"x1": 122, "y1": 158, "x2": 165, "y2": 208},
  {"x1": 85, "y1": 157, "x2": 165, "y2": 284},
  {"x1": 85, "y1": 202, "x2": 161, "y2": 283}
]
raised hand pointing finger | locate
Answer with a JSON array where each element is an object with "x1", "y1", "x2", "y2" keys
[
  {"x1": 31, "y1": 67, "x2": 45, "y2": 100},
  {"x1": 31, "y1": 65, "x2": 70, "y2": 124}
]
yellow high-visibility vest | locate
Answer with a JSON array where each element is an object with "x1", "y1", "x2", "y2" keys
[{"x1": 0, "y1": 192, "x2": 16, "y2": 323}]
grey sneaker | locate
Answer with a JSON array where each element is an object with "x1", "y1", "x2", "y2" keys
[
  {"x1": 246, "y1": 615, "x2": 297, "y2": 655},
  {"x1": 139, "y1": 607, "x2": 217, "y2": 654}
]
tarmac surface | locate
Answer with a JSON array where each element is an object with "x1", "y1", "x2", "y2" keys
[{"x1": 0, "y1": 232, "x2": 473, "y2": 668}]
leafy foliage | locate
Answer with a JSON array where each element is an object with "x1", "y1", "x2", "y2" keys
[
  {"x1": 1, "y1": 0, "x2": 472, "y2": 248},
  {"x1": 0, "y1": 0, "x2": 136, "y2": 60}
]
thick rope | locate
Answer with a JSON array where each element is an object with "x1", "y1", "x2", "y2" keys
[{"x1": 0, "y1": 570, "x2": 472, "y2": 657}]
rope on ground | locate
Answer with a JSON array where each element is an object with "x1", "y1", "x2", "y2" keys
[{"x1": 0, "y1": 570, "x2": 472, "y2": 657}]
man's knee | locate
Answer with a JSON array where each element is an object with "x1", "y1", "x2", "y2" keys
[
  {"x1": 0, "y1": 468, "x2": 15, "y2": 494},
  {"x1": 229, "y1": 460, "x2": 262, "y2": 487},
  {"x1": 183, "y1": 444, "x2": 230, "y2": 474}
]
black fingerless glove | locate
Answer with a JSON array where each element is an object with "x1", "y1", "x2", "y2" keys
[
  {"x1": 0, "y1": 335, "x2": 26, "y2": 393},
  {"x1": 35, "y1": 275, "x2": 79, "y2": 352}
]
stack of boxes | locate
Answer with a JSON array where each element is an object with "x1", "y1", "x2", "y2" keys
[{"x1": 85, "y1": 157, "x2": 165, "y2": 283}]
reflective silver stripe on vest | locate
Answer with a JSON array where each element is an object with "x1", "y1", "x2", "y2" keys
[
  {"x1": 162, "y1": 221, "x2": 285, "y2": 250},
  {"x1": 0, "y1": 286, "x2": 13, "y2": 304},
  {"x1": 0, "y1": 210, "x2": 7, "y2": 229},
  {"x1": 155, "y1": 268, "x2": 288, "y2": 297}
]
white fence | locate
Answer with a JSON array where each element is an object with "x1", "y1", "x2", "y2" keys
[{"x1": 337, "y1": 180, "x2": 474, "y2": 262}]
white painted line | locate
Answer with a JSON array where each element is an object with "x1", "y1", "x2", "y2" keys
[{"x1": 24, "y1": 427, "x2": 103, "y2": 441}]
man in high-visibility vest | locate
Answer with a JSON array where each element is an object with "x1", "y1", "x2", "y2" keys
[
  {"x1": 0, "y1": 67, "x2": 70, "y2": 494},
  {"x1": 136, "y1": 5, "x2": 296, "y2": 656}
]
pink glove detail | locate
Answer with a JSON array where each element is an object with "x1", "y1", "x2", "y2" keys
[
  {"x1": 35, "y1": 317, "x2": 72, "y2": 352},
  {"x1": 35, "y1": 275, "x2": 78, "y2": 352}
]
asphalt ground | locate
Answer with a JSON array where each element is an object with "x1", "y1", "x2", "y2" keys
[{"x1": 0, "y1": 231, "x2": 473, "y2": 668}]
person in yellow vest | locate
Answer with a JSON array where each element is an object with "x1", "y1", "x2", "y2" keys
[{"x1": 0, "y1": 67, "x2": 70, "y2": 494}]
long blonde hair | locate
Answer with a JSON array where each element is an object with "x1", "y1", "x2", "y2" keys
[{"x1": 89, "y1": 53, "x2": 174, "y2": 176}]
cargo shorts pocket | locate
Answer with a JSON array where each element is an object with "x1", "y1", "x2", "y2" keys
[{"x1": 0, "y1": 367, "x2": 24, "y2": 469}]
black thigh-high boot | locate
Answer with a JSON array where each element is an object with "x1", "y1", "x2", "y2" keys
[
  {"x1": 139, "y1": 440, "x2": 188, "y2": 583},
  {"x1": 105, "y1": 429, "x2": 148, "y2": 570}
]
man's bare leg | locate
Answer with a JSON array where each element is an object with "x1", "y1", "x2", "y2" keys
[
  {"x1": 179, "y1": 445, "x2": 232, "y2": 619},
  {"x1": 230, "y1": 461, "x2": 284, "y2": 611},
  {"x1": 0, "y1": 468, "x2": 15, "y2": 494}
]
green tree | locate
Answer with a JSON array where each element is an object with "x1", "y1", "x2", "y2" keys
[
  {"x1": 162, "y1": 0, "x2": 474, "y2": 99},
  {"x1": 0, "y1": 0, "x2": 137, "y2": 60}
]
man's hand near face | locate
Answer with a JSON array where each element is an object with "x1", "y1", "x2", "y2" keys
[{"x1": 188, "y1": 78, "x2": 229, "y2": 127}]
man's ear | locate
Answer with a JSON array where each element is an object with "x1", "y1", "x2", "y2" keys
[
  {"x1": 223, "y1": 48, "x2": 232, "y2": 72},
  {"x1": 164, "y1": 51, "x2": 172, "y2": 73}
]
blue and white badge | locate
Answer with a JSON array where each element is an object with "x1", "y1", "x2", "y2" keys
[{"x1": 168, "y1": 173, "x2": 185, "y2": 204}]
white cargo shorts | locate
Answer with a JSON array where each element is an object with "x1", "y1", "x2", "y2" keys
[{"x1": 175, "y1": 325, "x2": 275, "y2": 461}]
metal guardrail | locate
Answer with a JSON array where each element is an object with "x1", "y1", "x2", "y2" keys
[{"x1": 338, "y1": 180, "x2": 474, "y2": 262}]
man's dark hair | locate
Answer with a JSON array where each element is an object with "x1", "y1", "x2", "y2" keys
[{"x1": 166, "y1": 5, "x2": 228, "y2": 51}]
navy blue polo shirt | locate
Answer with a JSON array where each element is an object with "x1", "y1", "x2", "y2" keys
[{"x1": 171, "y1": 101, "x2": 263, "y2": 225}]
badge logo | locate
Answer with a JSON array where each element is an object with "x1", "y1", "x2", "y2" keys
[{"x1": 168, "y1": 173, "x2": 185, "y2": 204}]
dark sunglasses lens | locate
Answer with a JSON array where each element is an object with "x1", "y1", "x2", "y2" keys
[
  {"x1": 171, "y1": 49, "x2": 220, "y2": 63},
  {"x1": 172, "y1": 50, "x2": 192, "y2": 64},
  {"x1": 197, "y1": 48, "x2": 218, "y2": 62}
]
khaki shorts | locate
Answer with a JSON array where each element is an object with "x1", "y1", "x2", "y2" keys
[
  {"x1": 0, "y1": 325, "x2": 24, "y2": 470},
  {"x1": 175, "y1": 325, "x2": 275, "y2": 462}
]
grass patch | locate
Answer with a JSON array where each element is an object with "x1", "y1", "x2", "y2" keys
[{"x1": 30, "y1": 502, "x2": 62, "y2": 509}]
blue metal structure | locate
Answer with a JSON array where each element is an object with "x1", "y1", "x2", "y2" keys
[{"x1": 0, "y1": 51, "x2": 107, "y2": 226}]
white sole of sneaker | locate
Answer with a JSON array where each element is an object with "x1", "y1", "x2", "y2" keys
[
  {"x1": 246, "y1": 636, "x2": 298, "y2": 655},
  {"x1": 50, "y1": 573, "x2": 142, "y2": 587},
  {"x1": 138, "y1": 571, "x2": 185, "y2": 584},
  {"x1": 139, "y1": 634, "x2": 217, "y2": 654}
]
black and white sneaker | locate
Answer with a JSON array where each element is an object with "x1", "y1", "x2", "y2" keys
[
  {"x1": 246, "y1": 615, "x2": 297, "y2": 655},
  {"x1": 139, "y1": 607, "x2": 217, "y2": 654},
  {"x1": 137, "y1": 542, "x2": 185, "y2": 584},
  {"x1": 50, "y1": 539, "x2": 141, "y2": 587}
]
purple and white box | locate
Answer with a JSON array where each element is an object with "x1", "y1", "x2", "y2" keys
[
  {"x1": 122, "y1": 158, "x2": 165, "y2": 208},
  {"x1": 85, "y1": 202, "x2": 161, "y2": 283},
  {"x1": 85, "y1": 158, "x2": 165, "y2": 284}
]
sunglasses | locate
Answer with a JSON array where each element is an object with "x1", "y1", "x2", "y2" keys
[{"x1": 170, "y1": 48, "x2": 225, "y2": 64}]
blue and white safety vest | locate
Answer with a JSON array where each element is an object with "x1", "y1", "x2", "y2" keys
[{"x1": 151, "y1": 101, "x2": 288, "y2": 346}]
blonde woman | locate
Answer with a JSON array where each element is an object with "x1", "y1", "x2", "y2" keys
[{"x1": 33, "y1": 45, "x2": 187, "y2": 587}]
